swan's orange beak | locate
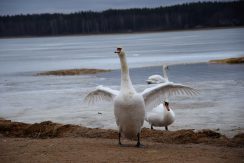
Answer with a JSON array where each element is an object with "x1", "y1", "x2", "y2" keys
[{"x1": 115, "y1": 47, "x2": 122, "y2": 53}]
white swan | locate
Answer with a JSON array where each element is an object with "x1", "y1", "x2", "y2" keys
[
  {"x1": 85, "y1": 48, "x2": 198, "y2": 147},
  {"x1": 145, "y1": 65, "x2": 197, "y2": 131},
  {"x1": 146, "y1": 65, "x2": 174, "y2": 131},
  {"x1": 146, "y1": 65, "x2": 169, "y2": 84},
  {"x1": 145, "y1": 101, "x2": 175, "y2": 130}
]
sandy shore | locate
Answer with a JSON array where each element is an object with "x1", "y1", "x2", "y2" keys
[{"x1": 0, "y1": 119, "x2": 243, "y2": 162}]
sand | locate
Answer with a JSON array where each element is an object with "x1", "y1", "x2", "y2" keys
[{"x1": 0, "y1": 119, "x2": 243, "y2": 162}]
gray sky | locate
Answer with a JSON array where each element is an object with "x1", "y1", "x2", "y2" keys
[{"x1": 0, "y1": 0, "x2": 233, "y2": 16}]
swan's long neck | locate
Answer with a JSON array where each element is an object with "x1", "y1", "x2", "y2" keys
[
  {"x1": 119, "y1": 52, "x2": 135, "y2": 93},
  {"x1": 163, "y1": 66, "x2": 169, "y2": 81}
]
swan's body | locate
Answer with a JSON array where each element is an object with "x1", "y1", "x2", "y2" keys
[
  {"x1": 146, "y1": 65, "x2": 169, "y2": 84},
  {"x1": 85, "y1": 48, "x2": 198, "y2": 147},
  {"x1": 145, "y1": 102, "x2": 175, "y2": 130},
  {"x1": 114, "y1": 92, "x2": 145, "y2": 139}
]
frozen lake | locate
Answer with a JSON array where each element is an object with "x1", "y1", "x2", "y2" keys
[{"x1": 0, "y1": 28, "x2": 244, "y2": 137}]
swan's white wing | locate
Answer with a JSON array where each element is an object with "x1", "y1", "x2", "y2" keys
[
  {"x1": 84, "y1": 85, "x2": 119, "y2": 104},
  {"x1": 141, "y1": 82, "x2": 199, "y2": 110}
]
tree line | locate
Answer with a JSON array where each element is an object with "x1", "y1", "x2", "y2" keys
[{"x1": 0, "y1": 1, "x2": 243, "y2": 37}]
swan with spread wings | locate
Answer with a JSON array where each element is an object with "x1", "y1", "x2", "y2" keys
[{"x1": 84, "y1": 48, "x2": 198, "y2": 147}]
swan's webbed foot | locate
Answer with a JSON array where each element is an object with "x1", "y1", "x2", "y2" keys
[
  {"x1": 136, "y1": 142, "x2": 144, "y2": 148},
  {"x1": 135, "y1": 133, "x2": 144, "y2": 148},
  {"x1": 165, "y1": 126, "x2": 168, "y2": 131}
]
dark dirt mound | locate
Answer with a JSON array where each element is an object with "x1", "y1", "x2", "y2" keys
[
  {"x1": 0, "y1": 119, "x2": 243, "y2": 147},
  {"x1": 141, "y1": 128, "x2": 234, "y2": 146}
]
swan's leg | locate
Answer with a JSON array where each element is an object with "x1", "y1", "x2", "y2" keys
[
  {"x1": 136, "y1": 133, "x2": 144, "y2": 147},
  {"x1": 151, "y1": 125, "x2": 154, "y2": 130},
  {"x1": 118, "y1": 132, "x2": 122, "y2": 145},
  {"x1": 165, "y1": 126, "x2": 168, "y2": 131}
]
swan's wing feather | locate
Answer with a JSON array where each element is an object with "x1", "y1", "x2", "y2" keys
[
  {"x1": 141, "y1": 82, "x2": 199, "y2": 110},
  {"x1": 84, "y1": 85, "x2": 119, "y2": 104}
]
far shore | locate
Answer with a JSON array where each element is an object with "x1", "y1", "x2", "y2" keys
[{"x1": 0, "y1": 26, "x2": 243, "y2": 40}]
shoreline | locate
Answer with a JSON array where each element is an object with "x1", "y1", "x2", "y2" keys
[
  {"x1": 0, "y1": 119, "x2": 243, "y2": 162},
  {"x1": 0, "y1": 119, "x2": 243, "y2": 147}
]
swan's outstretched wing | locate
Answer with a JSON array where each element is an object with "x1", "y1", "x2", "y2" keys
[
  {"x1": 141, "y1": 82, "x2": 199, "y2": 110},
  {"x1": 84, "y1": 85, "x2": 119, "y2": 104}
]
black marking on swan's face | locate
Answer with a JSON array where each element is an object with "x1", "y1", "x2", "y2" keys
[
  {"x1": 115, "y1": 47, "x2": 122, "y2": 54},
  {"x1": 115, "y1": 49, "x2": 126, "y2": 59},
  {"x1": 164, "y1": 101, "x2": 170, "y2": 111}
]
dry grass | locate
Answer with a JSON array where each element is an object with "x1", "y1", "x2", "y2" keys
[
  {"x1": 209, "y1": 57, "x2": 244, "y2": 64},
  {"x1": 36, "y1": 68, "x2": 112, "y2": 76}
]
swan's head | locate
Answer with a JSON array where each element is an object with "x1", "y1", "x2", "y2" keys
[
  {"x1": 164, "y1": 101, "x2": 170, "y2": 111},
  {"x1": 163, "y1": 65, "x2": 169, "y2": 70},
  {"x1": 114, "y1": 47, "x2": 125, "y2": 57}
]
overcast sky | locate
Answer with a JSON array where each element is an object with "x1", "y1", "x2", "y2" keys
[{"x1": 0, "y1": 0, "x2": 233, "y2": 16}]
